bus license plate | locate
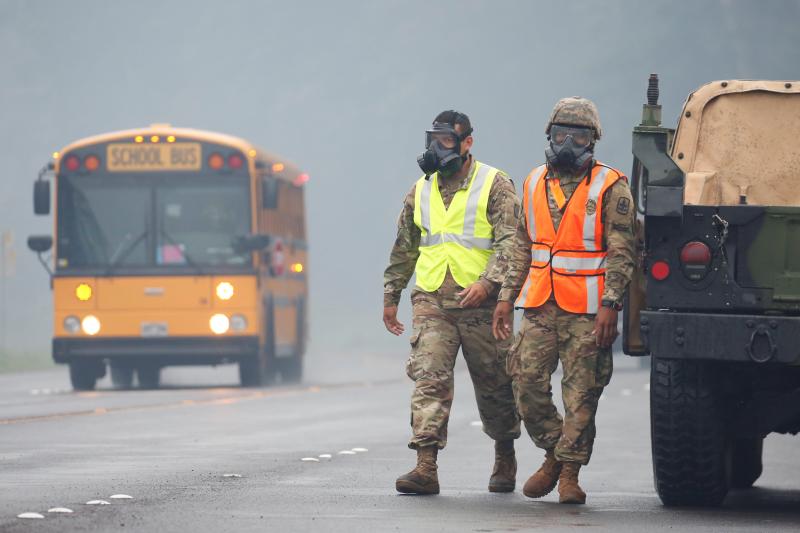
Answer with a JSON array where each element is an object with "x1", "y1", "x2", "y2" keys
[
  {"x1": 141, "y1": 322, "x2": 169, "y2": 337},
  {"x1": 107, "y1": 143, "x2": 201, "y2": 172}
]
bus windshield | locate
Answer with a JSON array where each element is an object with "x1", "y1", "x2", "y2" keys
[{"x1": 57, "y1": 174, "x2": 252, "y2": 270}]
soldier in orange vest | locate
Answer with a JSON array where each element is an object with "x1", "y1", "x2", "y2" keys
[{"x1": 492, "y1": 97, "x2": 636, "y2": 504}]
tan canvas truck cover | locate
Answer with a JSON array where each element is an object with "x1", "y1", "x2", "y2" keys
[{"x1": 674, "y1": 80, "x2": 800, "y2": 206}]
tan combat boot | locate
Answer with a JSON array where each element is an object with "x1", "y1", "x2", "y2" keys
[
  {"x1": 558, "y1": 462, "x2": 587, "y2": 504},
  {"x1": 396, "y1": 446, "x2": 440, "y2": 495},
  {"x1": 522, "y1": 449, "x2": 562, "y2": 498},
  {"x1": 488, "y1": 440, "x2": 516, "y2": 493}
]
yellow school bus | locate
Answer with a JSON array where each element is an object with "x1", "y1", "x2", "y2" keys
[{"x1": 27, "y1": 125, "x2": 309, "y2": 390}]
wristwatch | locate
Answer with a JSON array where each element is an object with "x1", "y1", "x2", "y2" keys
[{"x1": 601, "y1": 298, "x2": 623, "y2": 311}]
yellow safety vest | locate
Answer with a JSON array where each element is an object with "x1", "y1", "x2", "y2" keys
[{"x1": 413, "y1": 161, "x2": 498, "y2": 292}]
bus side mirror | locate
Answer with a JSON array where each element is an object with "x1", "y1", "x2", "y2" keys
[
  {"x1": 34, "y1": 180, "x2": 50, "y2": 215},
  {"x1": 262, "y1": 178, "x2": 279, "y2": 209},
  {"x1": 27, "y1": 235, "x2": 53, "y2": 253}
]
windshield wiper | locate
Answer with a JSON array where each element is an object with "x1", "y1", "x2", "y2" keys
[
  {"x1": 105, "y1": 230, "x2": 148, "y2": 275},
  {"x1": 159, "y1": 227, "x2": 204, "y2": 275}
]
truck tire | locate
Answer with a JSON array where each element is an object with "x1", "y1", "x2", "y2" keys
[
  {"x1": 731, "y1": 437, "x2": 763, "y2": 489},
  {"x1": 137, "y1": 365, "x2": 161, "y2": 389},
  {"x1": 650, "y1": 357, "x2": 730, "y2": 506},
  {"x1": 69, "y1": 361, "x2": 99, "y2": 391},
  {"x1": 110, "y1": 363, "x2": 134, "y2": 389}
]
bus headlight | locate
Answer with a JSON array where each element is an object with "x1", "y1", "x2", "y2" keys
[
  {"x1": 64, "y1": 316, "x2": 81, "y2": 334},
  {"x1": 230, "y1": 314, "x2": 247, "y2": 331},
  {"x1": 216, "y1": 282, "x2": 235, "y2": 300},
  {"x1": 209, "y1": 314, "x2": 230, "y2": 335},
  {"x1": 81, "y1": 315, "x2": 101, "y2": 336}
]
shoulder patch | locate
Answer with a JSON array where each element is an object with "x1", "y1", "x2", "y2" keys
[{"x1": 616, "y1": 197, "x2": 631, "y2": 215}]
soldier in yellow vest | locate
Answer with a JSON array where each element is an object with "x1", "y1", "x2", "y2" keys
[
  {"x1": 383, "y1": 111, "x2": 521, "y2": 495},
  {"x1": 493, "y1": 97, "x2": 636, "y2": 504}
]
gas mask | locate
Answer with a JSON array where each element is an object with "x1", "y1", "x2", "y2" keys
[
  {"x1": 417, "y1": 121, "x2": 471, "y2": 178},
  {"x1": 545, "y1": 124, "x2": 594, "y2": 172}
]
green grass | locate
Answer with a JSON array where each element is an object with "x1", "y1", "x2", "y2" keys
[{"x1": 0, "y1": 350, "x2": 55, "y2": 373}]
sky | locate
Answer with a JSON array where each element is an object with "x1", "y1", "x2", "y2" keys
[{"x1": 1, "y1": 0, "x2": 798, "y2": 358}]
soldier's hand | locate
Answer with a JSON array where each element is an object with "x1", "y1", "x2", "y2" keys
[
  {"x1": 457, "y1": 282, "x2": 488, "y2": 308},
  {"x1": 593, "y1": 307, "x2": 618, "y2": 348},
  {"x1": 383, "y1": 306, "x2": 405, "y2": 336},
  {"x1": 492, "y1": 301, "x2": 514, "y2": 340}
]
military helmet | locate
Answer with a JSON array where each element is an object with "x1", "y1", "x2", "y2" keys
[{"x1": 545, "y1": 97, "x2": 602, "y2": 140}]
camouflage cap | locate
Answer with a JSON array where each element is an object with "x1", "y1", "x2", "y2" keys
[{"x1": 546, "y1": 97, "x2": 602, "y2": 140}]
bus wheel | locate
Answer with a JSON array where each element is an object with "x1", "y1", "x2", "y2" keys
[
  {"x1": 239, "y1": 354, "x2": 262, "y2": 387},
  {"x1": 69, "y1": 361, "x2": 99, "y2": 391},
  {"x1": 239, "y1": 353, "x2": 276, "y2": 387},
  {"x1": 278, "y1": 356, "x2": 303, "y2": 384},
  {"x1": 110, "y1": 363, "x2": 134, "y2": 389},
  {"x1": 137, "y1": 365, "x2": 161, "y2": 389}
]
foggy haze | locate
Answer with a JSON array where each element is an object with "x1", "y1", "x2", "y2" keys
[{"x1": 1, "y1": 0, "x2": 798, "y2": 359}]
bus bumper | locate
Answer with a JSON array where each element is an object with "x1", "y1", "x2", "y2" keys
[{"x1": 52, "y1": 336, "x2": 259, "y2": 365}]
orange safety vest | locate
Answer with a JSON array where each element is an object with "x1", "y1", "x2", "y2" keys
[{"x1": 515, "y1": 162, "x2": 624, "y2": 314}]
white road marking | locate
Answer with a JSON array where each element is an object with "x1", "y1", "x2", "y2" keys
[
  {"x1": 86, "y1": 500, "x2": 110, "y2": 505},
  {"x1": 222, "y1": 473, "x2": 242, "y2": 478},
  {"x1": 469, "y1": 421, "x2": 482, "y2": 427},
  {"x1": 621, "y1": 389, "x2": 632, "y2": 396},
  {"x1": 17, "y1": 512, "x2": 45, "y2": 519},
  {"x1": 318, "y1": 454, "x2": 332, "y2": 459},
  {"x1": 30, "y1": 389, "x2": 40, "y2": 395},
  {"x1": 47, "y1": 507, "x2": 74, "y2": 513},
  {"x1": 110, "y1": 494, "x2": 133, "y2": 499},
  {"x1": 338, "y1": 450, "x2": 356, "y2": 455},
  {"x1": 301, "y1": 457, "x2": 320, "y2": 462},
  {"x1": 351, "y1": 447, "x2": 368, "y2": 453}
]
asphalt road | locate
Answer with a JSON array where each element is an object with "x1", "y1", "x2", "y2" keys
[{"x1": 1, "y1": 351, "x2": 798, "y2": 532}]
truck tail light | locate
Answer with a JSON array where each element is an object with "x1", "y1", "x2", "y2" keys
[
  {"x1": 651, "y1": 260, "x2": 670, "y2": 281},
  {"x1": 679, "y1": 241, "x2": 712, "y2": 281}
]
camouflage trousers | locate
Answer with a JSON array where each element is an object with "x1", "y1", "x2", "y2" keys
[
  {"x1": 507, "y1": 301, "x2": 613, "y2": 465},
  {"x1": 406, "y1": 297, "x2": 520, "y2": 449}
]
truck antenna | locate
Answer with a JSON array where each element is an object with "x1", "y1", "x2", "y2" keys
[{"x1": 641, "y1": 73, "x2": 662, "y2": 127}]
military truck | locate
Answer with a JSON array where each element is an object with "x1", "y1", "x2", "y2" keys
[{"x1": 624, "y1": 76, "x2": 800, "y2": 506}]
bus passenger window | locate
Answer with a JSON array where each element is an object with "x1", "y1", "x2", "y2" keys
[{"x1": 263, "y1": 178, "x2": 279, "y2": 209}]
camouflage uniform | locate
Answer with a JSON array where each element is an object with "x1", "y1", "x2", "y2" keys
[
  {"x1": 499, "y1": 164, "x2": 636, "y2": 464},
  {"x1": 385, "y1": 156, "x2": 521, "y2": 449}
]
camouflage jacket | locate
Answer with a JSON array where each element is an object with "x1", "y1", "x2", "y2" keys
[
  {"x1": 498, "y1": 162, "x2": 636, "y2": 306},
  {"x1": 384, "y1": 157, "x2": 520, "y2": 309}
]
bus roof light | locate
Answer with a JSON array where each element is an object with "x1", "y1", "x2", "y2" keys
[
  {"x1": 84, "y1": 155, "x2": 100, "y2": 172},
  {"x1": 208, "y1": 153, "x2": 224, "y2": 170},
  {"x1": 294, "y1": 173, "x2": 310, "y2": 186},
  {"x1": 150, "y1": 135, "x2": 160, "y2": 143},
  {"x1": 134, "y1": 135, "x2": 144, "y2": 143},
  {"x1": 64, "y1": 154, "x2": 80, "y2": 172},
  {"x1": 272, "y1": 163, "x2": 285, "y2": 173},
  {"x1": 167, "y1": 135, "x2": 176, "y2": 143},
  {"x1": 228, "y1": 154, "x2": 244, "y2": 170}
]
